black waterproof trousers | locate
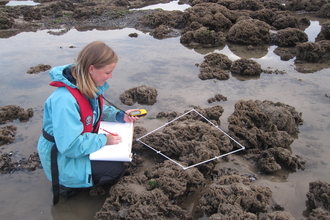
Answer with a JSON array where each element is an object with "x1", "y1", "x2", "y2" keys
[{"x1": 91, "y1": 160, "x2": 125, "y2": 186}]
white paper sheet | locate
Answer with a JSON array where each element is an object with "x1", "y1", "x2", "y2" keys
[{"x1": 89, "y1": 121, "x2": 133, "y2": 162}]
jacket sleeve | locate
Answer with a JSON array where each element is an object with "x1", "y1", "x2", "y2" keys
[
  {"x1": 102, "y1": 105, "x2": 125, "y2": 122},
  {"x1": 46, "y1": 87, "x2": 107, "y2": 158}
]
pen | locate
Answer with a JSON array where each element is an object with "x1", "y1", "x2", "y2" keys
[{"x1": 100, "y1": 128, "x2": 118, "y2": 136}]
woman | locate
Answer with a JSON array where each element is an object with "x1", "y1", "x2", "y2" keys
[{"x1": 37, "y1": 41, "x2": 139, "y2": 204}]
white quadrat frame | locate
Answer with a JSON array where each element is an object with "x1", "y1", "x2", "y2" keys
[{"x1": 136, "y1": 109, "x2": 246, "y2": 170}]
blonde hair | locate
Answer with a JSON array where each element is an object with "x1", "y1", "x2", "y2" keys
[{"x1": 72, "y1": 41, "x2": 118, "y2": 98}]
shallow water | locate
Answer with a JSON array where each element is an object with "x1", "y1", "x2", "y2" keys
[
  {"x1": 6, "y1": 0, "x2": 40, "y2": 6},
  {"x1": 131, "y1": 0, "x2": 190, "y2": 11},
  {"x1": 0, "y1": 17, "x2": 330, "y2": 220}
]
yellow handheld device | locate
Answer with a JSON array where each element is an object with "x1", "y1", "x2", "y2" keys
[{"x1": 129, "y1": 109, "x2": 147, "y2": 117}]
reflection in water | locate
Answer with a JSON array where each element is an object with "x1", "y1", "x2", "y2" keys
[
  {"x1": 0, "y1": 30, "x2": 21, "y2": 39},
  {"x1": 273, "y1": 47, "x2": 297, "y2": 61},
  {"x1": 6, "y1": 1, "x2": 40, "y2": 6},
  {"x1": 304, "y1": 20, "x2": 322, "y2": 42},
  {"x1": 226, "y1": 43, "x2": 269, "y2": 59},
  {"x1": 0, "y1": 14, "x2": 330, "y2": 220},
  {"x1": 294, "y1": 60, "x2": 330, "y2": 73},
  {"x1": 131, "y1": 0, "x2": 190, "y2": 11},
  {"x1": 231, "y1": 72, "x2": 261, "y2": 81},
  {"x1": 186, "y1": 45, "x2": 226, "y2": 55},
  {"x1": 47, "y1": 28, "x2": 72, "y2": 36}
]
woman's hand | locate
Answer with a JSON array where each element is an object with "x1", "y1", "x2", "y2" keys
[
  {"x1": 105, "y1": 133, "x2": 122, "y2": 145},
  {"x1": 123, "y1": 109, "x2": 140, "y2": 123}
]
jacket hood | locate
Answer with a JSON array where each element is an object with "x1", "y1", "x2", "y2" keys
[{"x1": 49, "y1": 64, "x2": 109, "y2": 95}]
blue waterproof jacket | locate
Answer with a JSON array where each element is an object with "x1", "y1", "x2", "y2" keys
[{"x1": 37, "y1": 64, "x2": 123, "y2": 188}]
